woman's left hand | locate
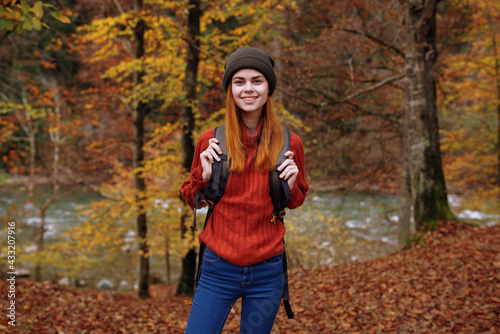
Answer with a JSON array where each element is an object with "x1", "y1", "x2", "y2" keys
[{"x1": 277, "y1": 151, "x2": 299, "y2": 190}]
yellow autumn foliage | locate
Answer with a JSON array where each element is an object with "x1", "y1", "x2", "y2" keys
[{"x1": 439, "y1": 0, "x2": 499, "y2": 215}]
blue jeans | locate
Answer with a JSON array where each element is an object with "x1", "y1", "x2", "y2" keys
[{"x1": 185, "y1": 247, "x2": 284, "y2": 334}]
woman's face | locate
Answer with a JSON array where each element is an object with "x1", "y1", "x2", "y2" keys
[{"x1": 231, "y1": 68, "x2": 269, "y2": 116}]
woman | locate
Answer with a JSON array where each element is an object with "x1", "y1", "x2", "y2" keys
[{"x1": 181, "y1": 47, "x2": 308, "y2": 333}]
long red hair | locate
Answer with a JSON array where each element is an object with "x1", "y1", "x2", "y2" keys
[{"x1": 225, "y1": 85, "x2": 283, "y2": 173}]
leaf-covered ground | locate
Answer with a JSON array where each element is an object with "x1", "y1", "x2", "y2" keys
[{"x1": 1, "y1": 221, "x2": 499, "y2": 333}]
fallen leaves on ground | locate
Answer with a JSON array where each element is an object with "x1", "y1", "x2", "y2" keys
[
  {"x1": 1, "y1": 221, "x2": 499, "y2": 333},
  {"x1": 272, "y1": 221, "x2": 500, "y2": 334}
]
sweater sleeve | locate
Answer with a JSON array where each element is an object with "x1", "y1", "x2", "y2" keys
[
  {"x1": 287, "y1": 132, "x2": 309, "y2": 209},
  {"x1": 180, "y1": 129, "x2": 215, "y2": 208}
]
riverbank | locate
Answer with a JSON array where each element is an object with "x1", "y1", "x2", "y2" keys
[
  {"x1": 2, "y1": 166, "x2": 403, "y2": 194},
  {"x1": 0, "y1": 175, "x2": 101, "y2": 192},
  {"x1": 1, "y1": 220, "x2": 498, "y2": 333}
]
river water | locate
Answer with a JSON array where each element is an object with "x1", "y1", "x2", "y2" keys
[{"x1": 1, "y1": 186, "x2": 497, "y2": 286}]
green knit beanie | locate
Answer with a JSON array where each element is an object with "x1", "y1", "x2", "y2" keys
[{"x1": 222, "y1": 47, "x2": 277, "y2": 96}]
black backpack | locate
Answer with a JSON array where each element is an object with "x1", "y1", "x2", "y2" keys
[{"x1": 192, "y1": 124, "x2": 294, "y2": 319}]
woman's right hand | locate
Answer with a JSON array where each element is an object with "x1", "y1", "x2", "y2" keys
[{"x1": 200, "y1": 138, "x2": 222, "y2": 181}]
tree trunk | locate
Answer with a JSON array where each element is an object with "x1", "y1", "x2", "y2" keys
[
  {"x1": 398, "y1": 153, "x2": 412, "y2": 246},
  {"x1": 133, "y1": 0, "x2": 150, "y2": 299},
  {"x1": 176, "y1": 0, "x2": 201, "y2": 296},
  {"x1": 165, "y1": 235, "x2": 171, "y2": 284},
  {"x1": 402, "y1": 0, "x2": 455, "y2": 233}
]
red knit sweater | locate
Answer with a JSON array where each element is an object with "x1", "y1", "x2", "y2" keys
[{"x1": 181, "y1": 125, "x2": 308, "y2": 266}]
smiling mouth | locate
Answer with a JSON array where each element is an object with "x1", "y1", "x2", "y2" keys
[{"x1": 242, "y1": 97, "x2": 257, "y2": 101}]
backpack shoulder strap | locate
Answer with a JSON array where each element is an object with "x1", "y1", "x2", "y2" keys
[
  {"x1": 209, "y1": 125, "x2": 229, "y2": 195},
  {"x1": 193, "y1": 125, "x2": 230, "y2": 287},
  {"x1": 275, "y1": 127, "x2": 290, "y2": 168},
  {"x1": 192, "y1": 125, "x2": 229, "y2": 231},
  {"x1": 269, "y1": 127, "x2": 294, "y2": 319},
  {"x1": 214, "y1": 124, "x2": 227, "y2": 154},
  {"x1": 269, "y1": 127, "x2": 292, "y2": 224}
]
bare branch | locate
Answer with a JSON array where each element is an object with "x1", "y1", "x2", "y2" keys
[
  {"x1": 340, "y1": 28, "x2": 405, "y2": 58},
  {"x1": 112, "y1": 0, "x2": 125, "y2": 15},
  {"x1": 345, "y1": 100, "x2": 401, "y2": 124},
  {"x1": 299, "y1": 73, "x2": 404, "y2": 107},
  {"x1": 277, "y1": 87, "x2": 322, "y2": 109},
  {"x1": 342, "y1": 73, "x2": 405, "y2": 102}
]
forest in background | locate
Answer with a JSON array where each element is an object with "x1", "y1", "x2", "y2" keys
[
  {"x1": 0, "y1": 0, "x2": 499, "y2": 296},
  {"x1": 1, "y1": 0, "x2": 497, "y2": 194}
]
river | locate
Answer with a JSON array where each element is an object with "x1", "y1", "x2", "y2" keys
[{"x1": 1, "y1": 185, "x2": 497, "y2": 287}]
